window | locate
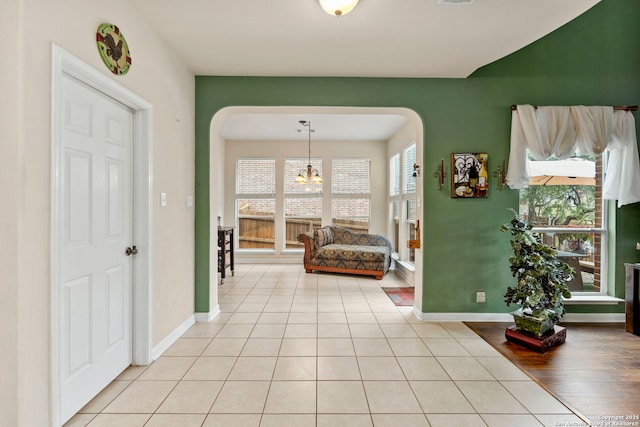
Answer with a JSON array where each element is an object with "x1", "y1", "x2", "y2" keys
[
  {"x1": 389, "y1": 154, "x2": 401, "y2": 252},
  {"x1": 518, "y1": 155, "x2": 606, "y2": 294},
  {"x1": 234, "y1": 156, "x2": 374, "y2": 254},
  {"x1": 391, "y1": 200, "x2": 400, "y2": 252},
  {"x1": 284, "y1": 158, "x2": 323, "y2": 249},
  {"x1": 403, "y1": 144, "x2": 416, "y2": 195},
  {"x1": 236, "y1": 159, "x2": 276, "y2": 250},
  {"x1": 390, "y1": 154, "x2": 400, "y2": 197},
  {"x1": 332, "y1": 159, "x2": 370, "y2": 233},
  {"x1": 388, "y1": 144, "x2": 417, "y2": 263},
  {"x1": 403, "y1": 144, "x2": 417, "y2": 263}
]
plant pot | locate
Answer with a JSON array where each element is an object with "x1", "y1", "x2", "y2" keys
[{"x1": 511, "y1": 309, "x2": 555, "y2": 337}]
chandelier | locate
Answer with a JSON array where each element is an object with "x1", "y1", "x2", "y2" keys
[
  {"x1": 296, "y1": 120, "x2": 323, "y2": 185},
  {"x1": 318, "y1": 0, "x2": 359, "y2": 16}
]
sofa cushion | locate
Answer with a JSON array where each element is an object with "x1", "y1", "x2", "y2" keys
[
  {"x1": 314, "y1": 226, "x2": 334, "y2": 249},
  {"x1": 315, "y1": 244, "x2": 390, "y2": 263}
]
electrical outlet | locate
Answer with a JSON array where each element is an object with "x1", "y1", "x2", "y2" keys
[{"x1": 476, "y1": 291, "x2": 486, "y2": 303}]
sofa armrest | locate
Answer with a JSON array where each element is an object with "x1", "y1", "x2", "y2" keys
[
  {"x1": 298, "y1": 232, "x2": 315, "y2": 265},
  {"x1": 367, "y1": 233, "x2": 392, "y2": 249}
]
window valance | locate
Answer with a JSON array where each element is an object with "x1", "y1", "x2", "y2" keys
[{"x1": 506, "y1": 105, "x2": 640, "y2": 207}]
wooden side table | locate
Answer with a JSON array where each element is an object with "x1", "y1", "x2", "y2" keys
[
  {"x1": 218, "y1": 226, "x2": 235, "y2": 284},
  {"x1": 625, "y1": 263, "x2": 640, "y2": 336}
]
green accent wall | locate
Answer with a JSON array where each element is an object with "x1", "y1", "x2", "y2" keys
[{"x1": 195, "y1": 0, "x2": 640, "y2": 314}]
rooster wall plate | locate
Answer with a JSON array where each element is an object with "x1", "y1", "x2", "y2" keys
[{"x1": 96, "y1": 23, "x2": 131, "y2": 75}]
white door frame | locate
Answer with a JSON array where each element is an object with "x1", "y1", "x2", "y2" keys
[{"x1": 50, "y1": 44, "x2": 153, "y2": 426}]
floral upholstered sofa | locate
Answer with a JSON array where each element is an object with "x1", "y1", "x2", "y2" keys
[{"x1": 298, "y1": 226, "x2": 392, "y2": 280}]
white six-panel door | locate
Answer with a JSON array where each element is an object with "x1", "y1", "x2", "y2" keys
[{"x1": 58, "y1": 73, "x2": 134, "y2": 422}]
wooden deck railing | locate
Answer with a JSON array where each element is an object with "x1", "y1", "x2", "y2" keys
[{"x1": 236, "y1": 215, "x2": 369, "y2": 249}]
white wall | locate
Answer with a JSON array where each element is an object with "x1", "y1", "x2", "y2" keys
[
  {"x1": 1, "y1": 0, "x2": 195, "y2": 425},
  {"x1": 224, "y1": 139, "x2": 388, "y2": 258},
  {"x1": 387, "y1": 121, "x2": 416, "y2": 165},
  {"x1": 0, "y1": 0, "x2": 21, "y2": 424}
]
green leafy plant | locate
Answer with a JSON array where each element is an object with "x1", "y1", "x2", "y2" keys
[{"x1": 502, "y1": 213, "x2": 574, "y2": 324}]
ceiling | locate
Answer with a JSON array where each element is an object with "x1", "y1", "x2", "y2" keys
[{"x1": 129, "y1": 0, "x2": 600, "y2": 140}]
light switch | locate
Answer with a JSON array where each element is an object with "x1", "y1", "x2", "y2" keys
[
  {"x1": 186, "y1": 195, "x2": 194, "y2": 207},
  {"x1": 160, "y1": 192, "x2": 167, "y2": 207}
]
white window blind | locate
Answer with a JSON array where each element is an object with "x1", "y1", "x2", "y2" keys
[
  {"x1": 403, "y1": 144, "x2": 416, "y2": 194},
  {"x1": 390, "y1": 153, "x2": 400, "y2": 196}
]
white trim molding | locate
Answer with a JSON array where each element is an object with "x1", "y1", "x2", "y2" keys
[
  {"x1": 413, "y1": 310, "x2": 513, "y2": 322},
  {"x1": 195, "y1": 305, "x2": 221, "y2": 322},
  {"x1": 152, "y1": 315, "x2": 196, "y2": 360},
  {"x1": 393, "y1": 260, "x2": 415, "y2": 286},
  {"x1": 563, "y1": 295, "x2": 624, "y2": 305}
]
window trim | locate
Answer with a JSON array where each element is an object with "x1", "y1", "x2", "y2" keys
[
  {"x1": 235, "y1": 158, "x2": 277, "y2": 251},
  {"x1": 389, "y1": 143, "x2": 416, "y2": 264},
  {"x1": 519, "y1": 154, "x2": 609, "y2": 296}
]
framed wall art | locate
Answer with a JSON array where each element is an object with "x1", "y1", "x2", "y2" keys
[
  {"x1": 96, "y1": 23, "x2": 132, "y2": 75},
  {"x1": 451, "y1": 153, "x2": 489, "y2": 198}
]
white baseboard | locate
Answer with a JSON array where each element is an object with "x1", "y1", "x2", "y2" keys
[
  {"x1": 151, "y1": 315, "x2": 196, "y2": 360},
  {"x1": 413, "y1": 311, "x2": 513, "y2": 322},
  {"x1": 392, "y1": 261, "x2": 415, "y2": 286},
  {"x1": 194, "y1": 305, "x2": 221, "y2": 322},
  {"x1": 411, "y1": 310, "x2": 625, "y2": 323}
]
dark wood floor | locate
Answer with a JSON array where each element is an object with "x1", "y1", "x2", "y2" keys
[{"x1": 465, "y1": 322, "x2": 640, "y2": 422}]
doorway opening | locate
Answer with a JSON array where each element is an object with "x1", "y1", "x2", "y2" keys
[{"x1": 208, "y1": 106, "x2": 424, "y2": 317}]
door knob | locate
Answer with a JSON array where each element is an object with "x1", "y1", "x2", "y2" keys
[{"x1": 125, "y1": 246, "x2": 138, "y2": 256}]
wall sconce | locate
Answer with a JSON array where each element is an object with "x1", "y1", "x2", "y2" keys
[
  {"x1": 432, "y1": 159, "x2": 445, "y2": 191},
  {"x1": 493, "y1": 158, "x2": 506, "y2": 190},
  {"x1": 412, "y1": 163, "x2": 421, "y2": 178}
]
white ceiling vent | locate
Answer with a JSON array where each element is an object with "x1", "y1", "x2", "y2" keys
[{"x1": 438, "y1": 0, "x2": 475, "y2": 5}]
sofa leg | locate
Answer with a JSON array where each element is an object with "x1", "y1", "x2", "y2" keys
[
  {"x1": 305, "y1": 269, "x2": 312, "y2": 274},
  {"x1": 375, "y1": 275, "x2": 383, "y2": 280}
]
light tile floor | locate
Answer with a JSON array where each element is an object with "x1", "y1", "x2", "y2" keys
[{"x1": 65, "y1": 264, "x2": 586, "y2": 427}]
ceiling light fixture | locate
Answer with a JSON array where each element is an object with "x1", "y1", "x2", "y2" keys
[
  {"x1": 318, "y1": 0, "x2": 359, "y2": 16},
  {"x1": 296, "y1": 120, "x2": 323, "y2": 185}
]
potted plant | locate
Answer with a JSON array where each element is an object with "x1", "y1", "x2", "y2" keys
[{"x1": 501, "y1": 213, "x2": 574, "y2": 337}]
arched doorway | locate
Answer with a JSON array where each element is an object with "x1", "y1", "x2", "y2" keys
[{"x1": 207, "y1": 106, "x2": 424, "y2": 317}]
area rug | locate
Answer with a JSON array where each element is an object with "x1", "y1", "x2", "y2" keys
[{"x1": 382, "y1": 287, "x2": 414, "y2": 306}]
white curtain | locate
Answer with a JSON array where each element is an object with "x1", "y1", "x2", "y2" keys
[{"x1": 506, "y1": 104, "x2": 640, "y2": 207}]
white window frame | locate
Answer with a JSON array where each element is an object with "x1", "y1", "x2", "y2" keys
[
  {"x1": 235, "y1": 158, "x2": 277, "y2": 252},
  {"x1": 401, "y1": 143, "x2": 417, "y2": 264},
  {"x1": 519, "y1": 154, "x2": 610, "y2": 296},
  {"x1": 389, "y1": 153, "x2": 401, "y2": 254},
  {"x1": 283, "y1": 157, "x2": 323, "y2": 250}
]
